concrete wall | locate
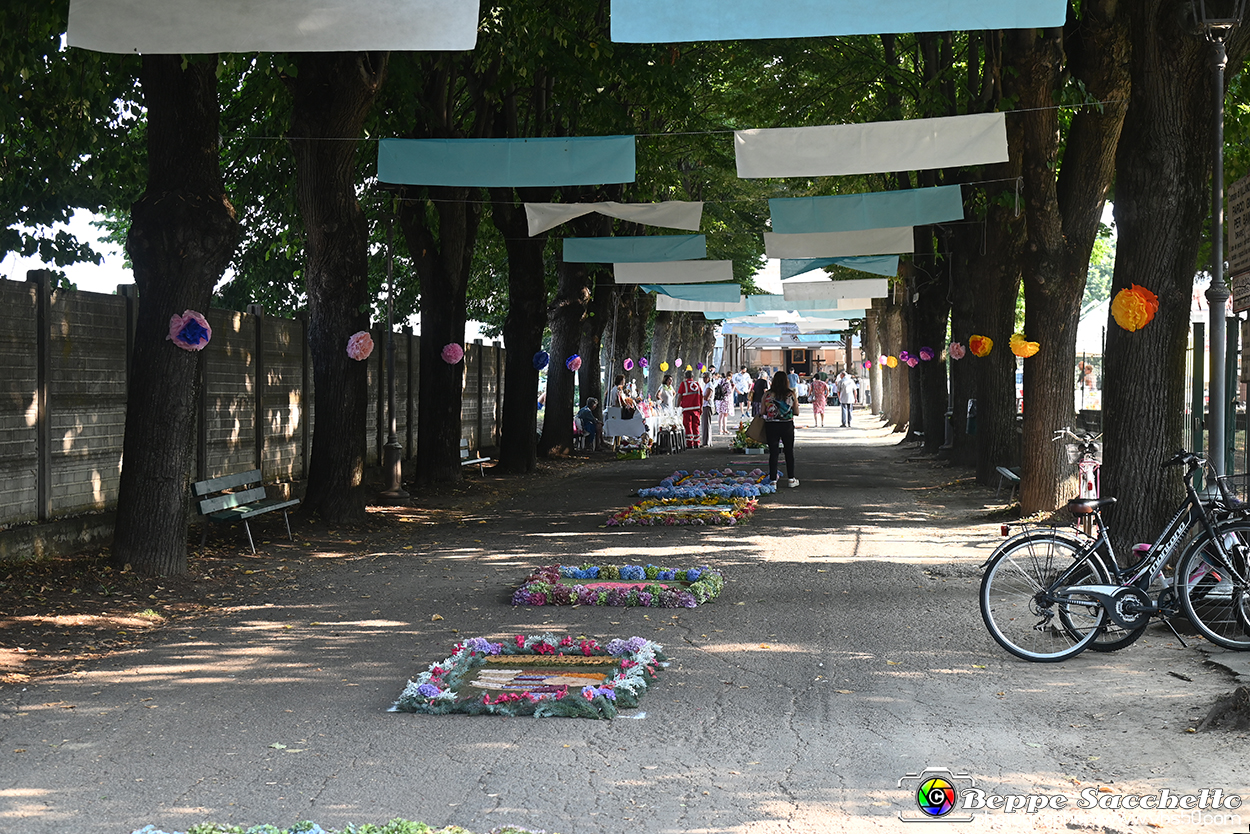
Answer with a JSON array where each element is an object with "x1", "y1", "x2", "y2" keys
[{"x1": 0, "y1": 276, "x2": 504, "y2": 530}]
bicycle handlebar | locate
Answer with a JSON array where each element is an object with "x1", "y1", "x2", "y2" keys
[{"x1": 1161, "y1": 449, "x2": 1205, "y2": 470}]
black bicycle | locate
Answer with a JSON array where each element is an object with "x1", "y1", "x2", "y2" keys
[{"x1": 979, "y1": 450, "x2": 1250, "y2": 662}]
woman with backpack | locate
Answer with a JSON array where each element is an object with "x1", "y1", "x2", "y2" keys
[
  {"x1": 713, "y1": 371, "x2": 733, "y2": 434},
  {"x1": 761, "y1": 370, "x2": 800, "y2": 488}
]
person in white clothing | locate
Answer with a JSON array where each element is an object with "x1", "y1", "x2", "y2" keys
[
  {"x1": 733, "y1": 366, "x2": 752, "y2": 416},
  {"x1": 836, "y1": 373, "x2": 858, "y2": 427}
]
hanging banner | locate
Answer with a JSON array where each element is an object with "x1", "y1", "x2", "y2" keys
[
  {"x1": 781, "y1": 278, "x2": 889, "y2": 301},
  {"x1": 525, "y1": 201, "x2": 702, "y2": 235},
  {"x1": 658, "y1": 293, "x2": 866, "y2": 315},
  {"x1": 781, "y1": 256, "x2": 900, "y2": 279},
  {"x1": 770, "y1": 186, "x2": 964, "y2": 234},
  {"x1": 640, "y1": 283, "x2": 742, "y2": 303},
  {"x1": 68, "y1": 0, "x2": 481, "y2": 53},
  {"x1": 378, "y1": 135, "x2": 635, "y2": 188},
  {"x1": 609, "y1": 0, "x2": 1065, "y2": 41},
  {"x1": 736, "y1": 113, "x2": 1008, "y2": 179},
  {"x1": 564, "y1": 235, "x2": 706, "y2": 263},
  {"x1": 613, "y1": 260, "x2": 734, "y2": 284},
  {"x1": 764, "y1": 227, "x2": 914, "y2": 259}
]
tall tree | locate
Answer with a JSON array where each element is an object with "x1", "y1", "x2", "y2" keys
[
  {"x1": 112, "y1": 56, "x2": 238, "y2": 575},
  {"x1": 1103, "y1": 1, "x2": 1250, "y2": 546},
  {"x1": 288, "y1": 52, "x2": 388, "y2": 520}
]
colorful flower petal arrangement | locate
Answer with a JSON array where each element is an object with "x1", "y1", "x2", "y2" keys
[
  {"x1": 638, "y1": 468, "x2": 776, "y2": 499},
  {"x1": 135, "y1": 823, "x2": 547, "y2": 834},
  {"x1": 606, "y1": 496, "x2": 757, "y2": 527},
  {"x1": 1111, "y1": 283, "x2": 1160, "y2": 332},
  {"x1": 969, "y1": 334, "x2": 993, "y2": 357},
  {"x1": 1009, "y1": 332, "x2": 1041, "y2": 358},
  {"x1": 392, "y1": 634, "x2": 668, "y2": 719},
  {"x1": 512, "y1": 563, "x2": 725, "y2": 609},
  {"x1": 168, "y1": 310, "x2": 212, "y2": 351},
  {"x1": 732, "y1": 419, "x2": 767, "y2": 450}
]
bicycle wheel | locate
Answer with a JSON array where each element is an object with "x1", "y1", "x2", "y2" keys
[
  {"x1": 1175, "y1": 520, "x2": 1250, "y2": 650},
  {"x1": 980, "y1": 533, "x2": 1107, "y2": 662},
  {"x1": 1055, "y1": 552, "x2": 1149, "y2": 652}
]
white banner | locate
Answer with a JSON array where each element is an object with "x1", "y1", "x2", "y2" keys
[
  {"x1": 613, "y1": 261, "x2": 733, "y2": 284},
  {"x1": 525, "y1": 201, "x2": 702, "y2": 236},
  {"x1": 764, "y1": 227, "x2": 914, "y2": 259},
  {"x1": 68, "y1": 0, "x2": 480, "y2": 53},
  {"x1": 736, "y1": 113, "x2": 1008, "y2": 179},
  {"x1": 782, "y1": 278, "x2": 889, "y2": 301}
]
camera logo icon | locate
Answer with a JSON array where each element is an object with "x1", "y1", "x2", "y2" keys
[{"x1": 898, "y1": 768, "x2": 976, "y2": 823}]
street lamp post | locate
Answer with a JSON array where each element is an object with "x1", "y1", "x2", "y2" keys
[
  {"x1": 380, "y1": 213, "x2": 409, "y2": 500},
  {"x1": 1194, "y1": 0, "x2": 1246, "y2": 476}
]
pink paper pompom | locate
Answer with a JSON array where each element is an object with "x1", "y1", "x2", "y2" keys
[
  {"x1": 346, "y1": 330, "x2": 374, "y2": 361},
  {"x1": 623, "y1": 358, "x2": 635, "y2": 371},
  {"x1": 949, "y1": 341, "x2": 966, "y2": 360},
  {"x1": 167, "y1": 310, "x2": 212, "y2": 351},
  {"x1": 566, "y1": 354, "x2": 583, "y2": 372},
  {"x1": 441, "y1": 343, "x2": 464, "y2": 365}
]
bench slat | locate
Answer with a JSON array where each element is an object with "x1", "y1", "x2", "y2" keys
[
  {"x1": 193, "y1": 469, "x2": 262, "y2": 496},
  {"x1": 199, "y1": 486, "x2": 267, "y2": 515},
  {"x1": 206, "y1": 497, "x2": 301, "y2": 522}
]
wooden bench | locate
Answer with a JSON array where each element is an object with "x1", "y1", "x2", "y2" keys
[
  {"x1": 460, "y1": 438, "x2": 491, "y2": 475},
  {"x1": 193, "y1": 469, "x2": 300, "y2": 554}
]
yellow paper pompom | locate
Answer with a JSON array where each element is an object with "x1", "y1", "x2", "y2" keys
[
  {"x1": 660, "y1": 361, "x2": 669, "y2": 372},
  {"x1": 969, "y1": 335, "x2": 993, "y2": 358},
  {"x1": 886, "y1": 356, "x2": 899, "y2": 368},
  {"x1": 1111, "y1": 284, "x2": 1160, "y2": 332},
  {"x1": 1010, "y1": 333, "x2": 1040, "y2": 358}
]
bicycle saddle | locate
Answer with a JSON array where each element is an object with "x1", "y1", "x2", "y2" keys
[{"x1": 1067, "y1": 496, "x2": 1117, "y2": 515}]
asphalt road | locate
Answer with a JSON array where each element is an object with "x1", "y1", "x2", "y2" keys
[{"x1": 2, "y1": 415, "x2": 1246, "y2": 834}]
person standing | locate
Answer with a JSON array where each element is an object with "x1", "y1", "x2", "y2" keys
[
  {"x1": 837, "y1": 372, "x2": 858, "y2": 427},
  {"x1": 750, "y1": 372, "x2": 768, "y2": 417},
  {"x1": 787, "y1": 367, "x2": 799, "y2": 391},
  {"x1": 733, "y1": 366, "x2": 752, "y2": 417},
  {"x1": 761, "y1": 371, "x2": 799, "y2": 487},
  {"x1": 714, "y1": 371, "x2": 732, "y2": 434},
  {"x1": 700, "y1": 372, "x2": 714, "y2": 447},
  {"x1": 678, "y1": 369, "x2": 703, "y2": 448},
  {"x1": 809, "y1": 373, "x2": 829, "y2": 428}
]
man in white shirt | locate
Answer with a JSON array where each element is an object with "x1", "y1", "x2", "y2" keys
[
  {"x1": 836, "y1": 373, "x2": 858, "y2": 427},
  {"x1": 733, "y1": 366, "x2": 752, "y2": 416}
]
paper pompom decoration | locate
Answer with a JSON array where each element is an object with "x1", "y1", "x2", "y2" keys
[
  {"x1": 899, "y1": 350, "x2": 912, "y2": 362},
  {"x1": 862, "y1": 360, "x2": 872, "y2": 370},
  {"x1": 169, "y1": 310, "x2": 212, "y2": 351},
  {"x1": 640, "y1": 357, "x2": 649, "y2": 369},
  {"x1": 675, "y1": 358, "x2": 682, "y2": 368},
  {"x1": 969, "y1": 335, "x2": 993, "y2": 358},
  {"x1": 441, "y1": 343, "x2": 464, "y2": 365},
  {"x1": 918, "y1": 347, "x2": 935, "y2": 361},
  {"x1": 886, "y1": 355, "x2": 899, "y2": 368},
  {"x1": 533, "y1": 351, "x2": 550, "y2": 370},
  {"x1": 1009, "y1": 333, "x2": 1040, "y2": 358},
  {"x1": 906, "y1": 356, "x2": 919, "y2": 368},
  {"x1": 1111, "y1": 284, "x2": 1160, "y2": 332},
  {"x1": 949, "y1": 341, "x2": 966, "y2": 360},
  {"x1": 345, "y1": 330, "x2": 373, "y2": 361},
  {"x1": 878, "y1": 354, "x2": 888, "y2": 365},
  {"x1": 623, "y1": 357, "x2": 634, "y2": 371},
  {"x1": 660, "y1": 361, "x2": 669, "y2": 372},
  {"x1": 697, "y1": 362, "x2": 704, "y2": 371},
  {"x1": 566, "y1": 354, "x2": 582, "y2": 371}
]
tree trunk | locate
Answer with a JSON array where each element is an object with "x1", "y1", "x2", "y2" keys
[
  {"x1": 288, "y1": 52, "x2": 387, "y2": 521},
  {"x1": 947, "y1": 219, "x2": 978, "y2": 465},
  {"x1": 401, "y1": 189, "x2": 483, "y2": 484},
  {"x1": 649, "y1": 309, "x2": 675, "y2": 397},
  {"x1": 1103, "y1": 0, "x2": 1243, "y2": 547},
  {"x1": 913, "y1": 224, "x2": 952, "y2": 452},
  {"x1": 540, "y1": 253, "x2": 591, "y2": 457},
  {"x1": 579, "y1": 269, "x2": 613, "y2": 418},
  {"x1": 490, "y1": 191, "x2": 550, "y2": 474},
  {"x1": 113, "y1": 55, "x2": 238, "y2": 576},
  {"x1": 865, "y1": 302, "x2": 884, "y2": 416},
  {"x1": 625, "y1": 287, "x2": 651, "y2": 392}
]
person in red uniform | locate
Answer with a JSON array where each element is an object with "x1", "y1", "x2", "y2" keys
[{"x1": 678, "y1": 369, "x2": 704, "y2": 448}]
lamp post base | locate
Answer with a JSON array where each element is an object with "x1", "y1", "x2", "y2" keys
[{"x1": 379, "y1": 439, "x2": 410, "y2": 501}]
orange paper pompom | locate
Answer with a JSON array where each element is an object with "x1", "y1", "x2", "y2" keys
[
  {"x1": 886, "y1": 355, "x2": 899, "y2": 368},
  {"x1": 969, "y1": 334, "x2": 993, "y2": 358},
  {"x1": 1111, "y1": 284, "x2": 1160, "y2": 331},
  {"x1": 1010, "y1": 333, "x2": 1040, "y2": 358}
]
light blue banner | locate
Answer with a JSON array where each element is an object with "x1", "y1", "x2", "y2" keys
[
  {"x1": 781, "y1": 256, "x2": 899, "y2": 280},
  {"x1": 611, "y1": 0, "x2": 1067, "y2": 42},
  {"x1": 378, "y1": 135, "x2": 635, "y2": 187},
  {"x1": 703, "y1": 311, "x2": 762, "y2": 320},
  {"x1": 641, "y1": 283, "x2": 742, "y2": 302},
  {"x1": 743, "y1": 296, "x2": 865, "y2": 315},
  {"x1": 564, "y1": 235, "x2": 706, "y2": 263},
  {"x1": 770, "y1": 186, "x2": 963, "y2": 234}
]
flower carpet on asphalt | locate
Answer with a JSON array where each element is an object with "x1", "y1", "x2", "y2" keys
[
  {"x1": 511, "y1": 563, "x2": 724, "y2": 608},
  {"x1": 392, "y1": 634, "x2": 667, "y2": 719},
  {"x1": 606, "y1": 496, "x2": 757, "y2": 526},
  {"x1": 637, "y1": 468, "x2": 776, "y2": 499}
]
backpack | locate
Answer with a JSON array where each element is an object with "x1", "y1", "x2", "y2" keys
[{"x1": 714, "y1": 380, "x2": 728, "y2": 400}]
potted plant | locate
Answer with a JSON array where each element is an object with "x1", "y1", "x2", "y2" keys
[{"x1": 731, "y1": 420, "x2": 766, "y2": 454}]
